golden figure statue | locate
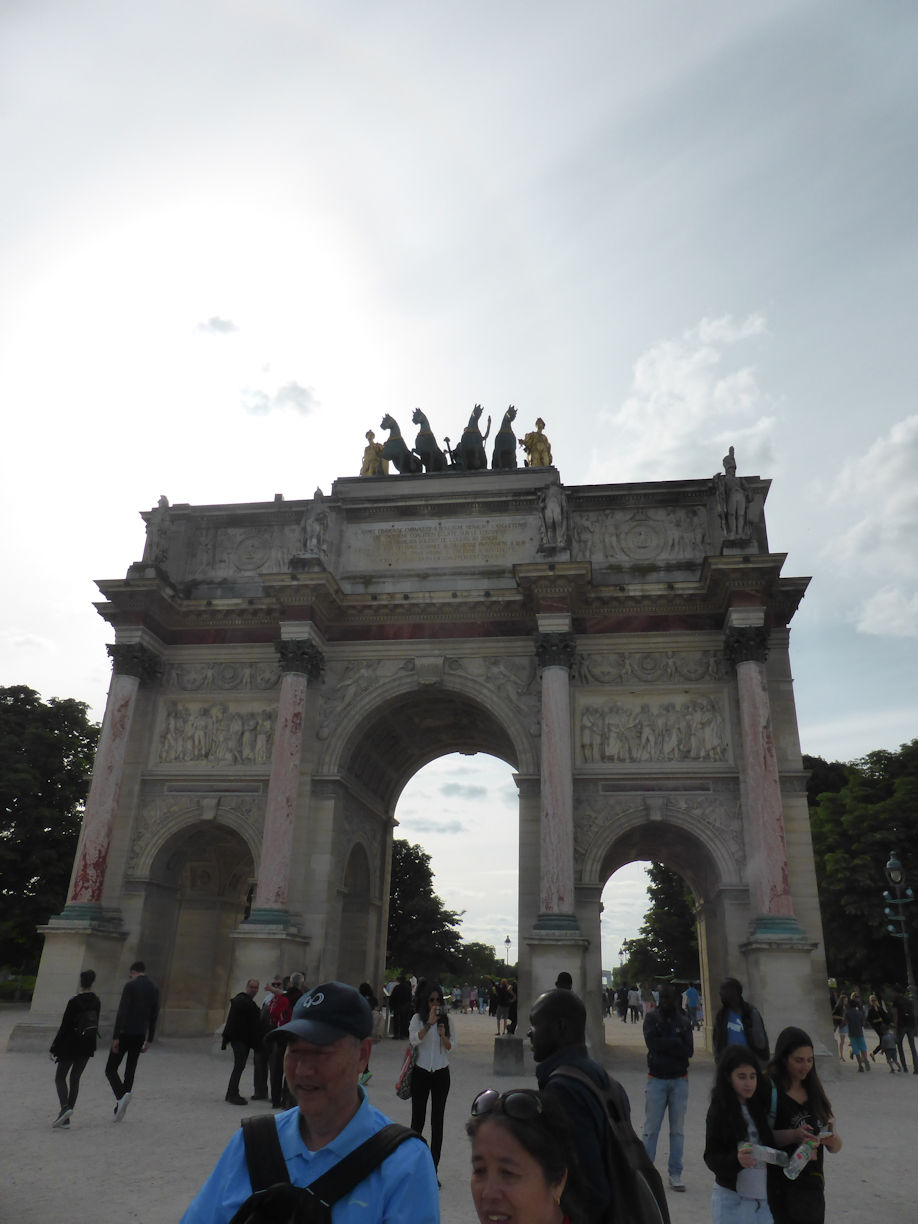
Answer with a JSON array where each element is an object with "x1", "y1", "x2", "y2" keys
[
  {"x1": 519, "y1": 417, "x2": 552, "y2": 467},
  {"x1": 359, "y1": 429, "x2": 388, "y2": 476}
]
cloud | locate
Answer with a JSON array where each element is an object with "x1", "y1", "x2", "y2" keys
[
  {"x1": 241, "y1": 380, "x2": 318, "y2": 416},
  {"x1": 196, "y1": 316, "x2": 237, "y2": 334},
  {"x1": 588, "y1": 313, "x2": 775, "y2": 482},
  {"x1": 440, "y1": 782, "x2": 488, "y2": 801},
  {"x1": 830, "y1": 415, "x2": 918, "y2": 637},
  {"x1": 401, "y1": 818, "x2": 465, "y2": 835}
]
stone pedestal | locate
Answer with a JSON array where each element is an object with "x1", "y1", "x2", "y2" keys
[
  {"x1": 229, "y1": 924, "x2": 311, "y2": 992},
  {"x1": 493, "y1": 1035, "x2": 525, "y2": 1076}
]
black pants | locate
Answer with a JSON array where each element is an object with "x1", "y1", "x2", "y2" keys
[
  {"x1": 226, "y1": 1041, "x2": 251, "y2": 1098},
  {"x1": 410, "y1": 1065, "x2": 450, "y2": 1168},
  {"x1": 54, "y1": 1054, "x2": 90, "y2": 1111},
  {"x1": 897, "y1": 1027, "x2": 918, "y2": 1072},
  {"x1": 105, "y1": 1034, "x2": 144, "y2": 1100}
]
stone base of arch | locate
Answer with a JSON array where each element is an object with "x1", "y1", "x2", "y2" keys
[
  {"x1": 739, "y1": 935, "x2": 837, "y2": 1074},
  {"x1": 525, "y1": 928, "x2": 592, "y2": 1040},
  {"x1": 229, "y1": 925, "x2": 311, "y2": 999},
  {"x1": 8, "y1": 916, "x2": 127, "y2": 1051}
]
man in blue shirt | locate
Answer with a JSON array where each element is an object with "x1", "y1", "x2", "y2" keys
[
  {"x1": 181, "y1": 981, "x2": 439, "y2": 1224},
  {"x1": 711, "y1": 977, "x2": 769, "y2": 1063}
]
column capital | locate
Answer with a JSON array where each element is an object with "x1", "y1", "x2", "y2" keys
[
  {"x1": 106, "y1": 642, "x2": 161, "y2": 684},
  {"x1": 276, "y1": 639, "x2": 325, "y2": 678},
  {"x1": 724, "y1": 626, "x2": 769, "y2": 669},
  {"x1": 535, "y1": 631, "x2": 577, "y2": 672}
]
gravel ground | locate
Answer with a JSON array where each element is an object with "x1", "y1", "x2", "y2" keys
[{"x1": 3, "y1": 1003, "x2": 915, "y2": 1222}]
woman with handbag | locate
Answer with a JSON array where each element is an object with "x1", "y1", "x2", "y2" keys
[{"x1": 409, "y1": 984, "x2": 454, "y2": 1174}]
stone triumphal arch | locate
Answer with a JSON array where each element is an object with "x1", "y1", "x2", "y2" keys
[{"x1": 17, "y1": 450, "x2": 833, "y2": 1051}]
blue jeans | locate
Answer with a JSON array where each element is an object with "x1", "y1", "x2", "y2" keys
[
  {"x1": 642, "y1": 1075, "x2": 688, "y2": 1177},
  {"x1": 712, "y1": 1184, "x2": 773, "y2": 1223}
]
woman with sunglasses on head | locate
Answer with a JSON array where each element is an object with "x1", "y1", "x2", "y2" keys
[
  {"x1": 409, "y1": 983, "x2": 455, "y2": 1174},
  {"x1": 766, "y1": 1027, "x2": 842, "y2": 1224},
  {"x1": 468, "y1": 1088, "x2": 584, "y2": 1224}
]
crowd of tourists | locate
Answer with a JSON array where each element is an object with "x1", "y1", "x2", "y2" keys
[{"x1": 48, "y1": 961, "x2": 918, "y2": 1223}]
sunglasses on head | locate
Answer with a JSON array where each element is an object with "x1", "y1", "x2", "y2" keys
[{"x1": 470, "y1": 1089, "x2": 543, "y2": 1121}]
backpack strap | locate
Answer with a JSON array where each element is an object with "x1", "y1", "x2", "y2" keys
[
  {"x1": 304, "y1": 1124, "x2": 419, "y2": 1208},
  {"x1": 241, "y1": 1115, "x2": 291, "y2": 1192}
]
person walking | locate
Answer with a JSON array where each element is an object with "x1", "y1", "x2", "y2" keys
[
  {"x1": 642, "y1": 982, "x2": 694, "y2": 1193},
  {"x1": 49, "y1": 968, "x2": 101, "y2": 1128},
  {"x1": 104, "y1": 960, "x2": 159, "y2": 1122},
  {"x1": 409, "y1": 984, "x2": 454, "y2": 1175},
  {"x1": 703, "y1": 1046, "x2": 775, "y2": 1223},
  {"x1": 712, "y1": 977, "x2": 769, "y2": 1063},
  {"x1": 221, "y1": 977, "x2": 261, "y2": 1104},
  {"x1": 845, "y1": 992, "x2": 870, "y2": 1072},
  {"x1": 892, "y1": 990, "x2": 918, "y2": 1073}
]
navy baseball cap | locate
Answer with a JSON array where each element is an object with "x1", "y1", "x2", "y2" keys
[{"x1": 270, "y1": 982, "x2": 373, "y2": 1046}]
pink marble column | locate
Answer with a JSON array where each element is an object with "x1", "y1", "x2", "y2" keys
[
  {"x1": 726, "y1": 627, "x2": 797, "y2": 927},
  {"x1": 67, "y1": 643, "x2": 160, "y2": 914},
  {"x1": 249, "y1": 639, "x2": 323, "y2": 922},
  {"x1": 535, "y1": 632, "x2": 579, "y2": 931}
]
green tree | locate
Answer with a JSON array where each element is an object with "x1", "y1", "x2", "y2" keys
[
  {"x1": 0, "y1": 686, "x2": 99, "y2": 970},
  {"x1": 455, "y1": 940, "x2": 505, "y2": 982},
  {"x1": 621, "y1": 862, "x2": 699, "y2": 982},
  {"x1": 807, "y1": 740, "x2": 918, "y2": 988},
  {"x1": 387, "y1": 838, "x2": 465, "y2": 980}
]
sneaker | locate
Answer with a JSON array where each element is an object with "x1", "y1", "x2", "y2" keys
[
  {"x1": 52, "y1": 1108, "x2": 73, "y2": 1129},
  {"x1": 668, "y1": 1175, "x2": 686, "y2": 1192},
  {"x1": 114, "y1": 1092, "x2": 132, "y2": 1122}
]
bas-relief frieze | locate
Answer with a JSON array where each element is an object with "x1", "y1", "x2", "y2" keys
[
  {"x1": 343, "y1": 517, "x2": 536, "y2": 571},
  {"x1": 571, "y1": 506, "x2": 708, "y2": 565},
  {"x1": 156, "y1": 702, "x2": 276, "y2": 766},
  {"x1": 186, "y1": 524, "x2": 302, "y2": 579},
  {"x1": 574, "y1": 793, "x2": 745, "y2": 874},
  {"x1": 577, "y1": 693, "x2": 729, "y2": 765},
  {"x1": 574, "y1": 648, "x2": 724, "y2": 686},
  {"x1": 127, "y1": 795, "x2": 264, "y2": 875},
  {"x1": 164, "y1": 660, "x2": 280, "y2": 692}
]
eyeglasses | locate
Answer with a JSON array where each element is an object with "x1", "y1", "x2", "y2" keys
[{"x1": 470, "y1": 1089, "x2": 543, "y2": 1121}]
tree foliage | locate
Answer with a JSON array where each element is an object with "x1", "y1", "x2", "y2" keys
[
  {"x1": 0, "y1": 686, "x2": 99, "y2": 969},
  {"x1": 621, "y1": 862, "x2": 699, "y2": 982},
  {"x1": 387, "y1": 838, "x2": 465, "y2": 980},
  {"x1": 806, "y1": 741, "x2": 918, "y2": 989}
]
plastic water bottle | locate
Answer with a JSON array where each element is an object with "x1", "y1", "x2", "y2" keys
[{"x1": 783, "y1": 1138, "x2": 816, "y2": 1180}]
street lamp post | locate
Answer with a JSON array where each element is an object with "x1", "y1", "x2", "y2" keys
[
  {"x1": 504, "y1": 935, "x2": 511, "y2": 966},
  {"x1": 884, "y1": 850, "x2": 917, "y2": 999}
]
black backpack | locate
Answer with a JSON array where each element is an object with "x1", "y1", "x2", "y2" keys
[
  {"x1": 228, "y1": 1115, "x2": 418, "y2": 1224},
  {"x1": 550, "y1": 1065, "x2": 671, "y2": 1224}
]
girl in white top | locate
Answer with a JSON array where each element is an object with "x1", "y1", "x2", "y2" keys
[{"x1": 408, "y1": 984, "x2": 455, "y2": 1172}]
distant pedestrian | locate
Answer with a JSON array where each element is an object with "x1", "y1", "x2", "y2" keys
[
  {"x1": 49, "y1": 969, "x2": 101, "y2": 1129},
  {"x1": 221, "y1": 978, "x2": 261, "y2": 1104},
  {"x1": 878, "y1": 1024, "x2": 901, "y2": 1072},
  {"x1": 712, "y1": 977, "x2": 769, "y2": 1064},
  {"x1": 892, "y1": 990, "x2": 918, "y2": 1073},
  {"x1": 105, "y1": 960, "x2": 159, "y2": 1122},
  {"x1": 683, "y1": 982, "x2": 701, "y2": 1030},
  {"x1": 642, "y1": 982, "x2": 693, "y2": 1192},
  {"x1": 628, "y1": 984, "x2": 641, "y2": 1023},
  {"x1": 845, "y1": 993, "x2": 870, "y2": 1072}
]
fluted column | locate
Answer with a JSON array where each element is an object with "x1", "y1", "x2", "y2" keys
[
  {"x1": 65, "y1": 643, "x2": 160, "y2": 916},
  {"x1": 248, "y1": 639, "x2": 324, "y2": 924},
  {"x1": 725, "y1": 624, "x2": 799, "y2": 933},
  {"x1": 534, "y1": 631, "x2": 579, "y2": 930}
]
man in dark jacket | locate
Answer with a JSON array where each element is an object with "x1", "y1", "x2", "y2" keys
[
  {"x1": 222, "y1": 978, "x2": 261, "y2": 1104},
  {"x1": 529, "y1": 987, "x2": 616, "y2": 1221},
  {"x1": 642, "y1": 982, "x2": 694, "y2": 1192},
  {"x1": 712, "y1": 977, "x2": 769, "y2": 1063},
  {"x1": 105, "y1": 960, "x2": 159, "y2": 1121}
]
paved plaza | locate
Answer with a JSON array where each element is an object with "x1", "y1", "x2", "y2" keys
[{"x1": 4, "y1": 1003, "x2": 914, "y2": 1222}]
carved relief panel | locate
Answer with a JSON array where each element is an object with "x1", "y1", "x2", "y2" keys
[
  {"x1": 154, "y1": 701, "x2": 277, "y2": 767},
  {"x1": 574, "y1": 648, "x2": 724, "y2": 686},
  {"x1": 575, "y1": 690, "x2": 730, "y2": 766},
  {"x1": 163, "y1": 659, "x2": 280, "y2": 692},
  {"x1": 572, "y1": 506, "x2": 708, "y2": 565}
]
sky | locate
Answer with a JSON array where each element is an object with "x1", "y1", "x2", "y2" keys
[{"x1": 2, "y1": 1, "x2": 917, "y2": 968}]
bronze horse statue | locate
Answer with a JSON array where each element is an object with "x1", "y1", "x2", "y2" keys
[
  {"x1": 491, "y1": 404, "x2": 518, "y2": 470},
  {"x1": 380, "y1": 414, "x2": 422, "y2": 474},
  {"x1": 457, "y1": 404, "x2": 491, "y2": 471},
  {"x1": 411, "y1": 408, "x2": 447, "y2": 472}
]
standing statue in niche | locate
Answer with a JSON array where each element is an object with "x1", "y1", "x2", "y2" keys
[
  {"x1": 713, "y1": 445, "x2": 751, "y2": 541},
  {"x1": 490, "y1": 405, "x2": 518, "y2": 470},
  {"x1": 301, "y1": 488, "x2": 329, "y2": 558},
  {"x1": 142, "y1": 494, "x2": 171, "y2": 566},
  {"x1": 538, "y1": 482, "x2": 568, "y2": 549},
  {"x1": 519, "y1": 417, "x2": 552, "y2": 467},
  {"x1": 359, "y1": 430, "x2": 388, "y2": 476}
]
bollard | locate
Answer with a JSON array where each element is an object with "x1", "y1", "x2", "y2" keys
[{"x1": 493, "y1": 1034, "x2": 525, "y2": 1076}]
